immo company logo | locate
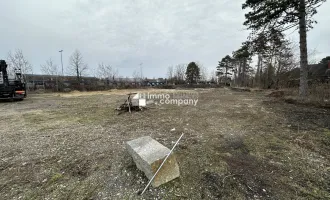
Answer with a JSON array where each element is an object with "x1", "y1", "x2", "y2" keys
[{"x1": 134, "y1": 92, "x2": 199, "y2": 106}]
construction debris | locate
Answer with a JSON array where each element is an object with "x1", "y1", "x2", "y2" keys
[
  {"x1": 126, "y1": 136, "x2": 180, "y2": 188},
  {"x1": 115, "y1": 93, "x2": 146, "y2": 114}
]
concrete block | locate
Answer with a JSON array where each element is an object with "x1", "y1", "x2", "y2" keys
[
  {"x1": 139, "y1": 99, "x2": 146, "y2": 107},
  {"x1": 126, "y1": 136, "x2": 180, "y2": 187}
]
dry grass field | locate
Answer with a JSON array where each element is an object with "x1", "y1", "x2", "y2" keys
[{"x1": 0, "y1": 88, "x2": 329, "y2": 199}]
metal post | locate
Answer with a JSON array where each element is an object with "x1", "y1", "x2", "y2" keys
[
  {"x1": 140, "y1": 63, "x2": 143, "y2": 79},
  {"x1": 59, "y1": 50, "x2": 63, "y2": 76},
  {"x1": 140, "y1": 62, "x2": 143, "y2": 86},
  {"x1": 140, "y1": 133, "x2": 184, "y2": 195}
]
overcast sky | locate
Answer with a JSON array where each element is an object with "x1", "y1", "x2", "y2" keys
[{"x1": 1, "y1": 0, "x2": 329, "y2": 78}]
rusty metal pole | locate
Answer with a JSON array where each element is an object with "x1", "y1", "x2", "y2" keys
[{"x1": 140, "y1": 133, "x2": 184, "y2": 195}]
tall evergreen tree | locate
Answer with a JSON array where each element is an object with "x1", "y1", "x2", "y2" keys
[
  {"x1": 242, "y1": 0, "x2": 327, "y2": 98},
  {"x1": 319, "y1": 56, "x2": 330, "y2": 65},
  {"x1": 185, "y1": 62, "x2": 200, "y2": 84},
  {"x1": 233, "y1": 43, "x2": 253, "y2": 87},
  {"x1": 217, "y1": 55, "x2": 233, "y2": 85}
]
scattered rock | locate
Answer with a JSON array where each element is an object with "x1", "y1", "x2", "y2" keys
[{"x1": 222, "y1": 152, "x2": 232, "y2": 158}]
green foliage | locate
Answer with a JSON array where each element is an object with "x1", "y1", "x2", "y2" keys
[
  {"x1": 242, "y1": 0, "x2": 326, "y2": 32},
  {"x1": 185, "y1": 62, "x2": 200, "y2": 84},
  {"x1": 233, "y1": 42, "x2": 252, "y2": 60},
  {"x1": 319, "y1": 56, "x2": 330, "y2": 65},
  {"x1": 233, "y1": 43, "x2": 253, "y2": 74},
  {"x1": 217, "y1": 55, "x2": 233, "y2": 77},
  {"x1": 249, "y1": 28, "x2": 286, "y2": 57},
  {"x1": 228, "y1": 43, "x2": 254, "y2": 87},
  {"x1": 242, "y1": 0, "x2": 326, "y2": 97}
]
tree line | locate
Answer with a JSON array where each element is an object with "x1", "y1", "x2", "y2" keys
[
  {"x1": 6, "y1": 0, "x2": 330, "y2": 95},
  {"x1": 216, "y1": 0, "x2": 328, "y2": 98},
  {"x1": 6, "y1": 49, "x2": 217, "y2": 89},
  {"x1": 166, "y1": 62, "x2": 217, "y2": 85},
  {"x1": 6, "y1": 49, "x2": 119, "y2": 83}
]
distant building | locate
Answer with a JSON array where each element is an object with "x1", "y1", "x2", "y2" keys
[
  {"x1": 23, "y1": 74, "x2": 168, "y2": 90},
  {"x1": 24, "y1": 74, "x2": 99, "y2": 90},
  {"x1": 144, "y1": 78, "x2": 166, "y2": 86}
]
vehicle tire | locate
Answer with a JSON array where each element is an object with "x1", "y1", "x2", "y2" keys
[{"x1": 10, "y1": 92, "x2": 15, "y2": 102}]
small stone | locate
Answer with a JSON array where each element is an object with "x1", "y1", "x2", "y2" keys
[{"x1": 222, "y1": 152, "x2": 232, "y2": 157}]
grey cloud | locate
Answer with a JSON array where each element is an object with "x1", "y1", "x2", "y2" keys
[{"x1": 1, "y1": 0, "x2": 329, "y2": 77}]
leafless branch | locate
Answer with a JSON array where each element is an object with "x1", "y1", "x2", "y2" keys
[
  {"x1": 7, "y1": 49, "x2": 33, "y2": 76},
  {"x1": 41, "y1": 58, "x2": 59, "y2": 76},
  {"x1": 68, "y1": 49, "x2": 87, "y2": 81}
]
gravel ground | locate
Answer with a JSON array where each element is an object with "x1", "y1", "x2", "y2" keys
[{"x1": 0, "y1": 88, "x2": 329, "y2": 200}]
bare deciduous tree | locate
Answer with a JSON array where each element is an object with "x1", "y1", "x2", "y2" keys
[
  {"x1": 289, "y1": 39, "x2": 319, "y2": 66},
  {"x1": 97, "y1": 63, "x2": 114, "y2": 80},
  {"x1": 197, "y1": 62, "x2": 208, "y2": 82},
  {"x1": 132, "y1": 70, "x2": 141, "y2": 84},
  {"x1": 307, "y1": 49, "x2": 319, "y2": 65},
  {"x1": 7, "y1": 49, "x2": 33, "y2": 78},
  {"x1": 209, "y1": 70, "x2": 217, "y2": 83},
  {"x1": 68, "y1": 50, "x2": 87, "y2": 82},
  {"x1": 174, "y1": 64, "x2": 186, "y2": 84},
  {"x1": 41, "y1": 58, "x2": 59, "y2": 76},
  {"x1": 41, "y1": 58, "x2": 59, "y2": 91},
  {"x1": 167, "y1": 66, "x2": 174, "y2": 83}
]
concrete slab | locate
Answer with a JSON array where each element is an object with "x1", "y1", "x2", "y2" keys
[{"x1": 126, "y1": 136, "x2": 180, "y2": 187}]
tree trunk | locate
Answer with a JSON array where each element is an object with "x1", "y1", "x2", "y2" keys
[
  {"x1": 76, "y1": 66, "x2": 80, "y2": 82},
  {"x1": 225, "y1": 66, "x2": 228, "y2": 85},
  {"x1": 256, "y1": 54, "x2": 261, "y2": 86},
  {"x1": 238, "y1": 60, "x2": 242, "y2": 86},
  {"x1": 299, "y1": 0, "x2": 308, "y2": 98},
  {"x1": 233, "y1": 64, "x2": 238, "y2": 86},
  {"x1": 276, "y1": 57, "x2": 281, "y2": 89},
  {"x1": 242, "y1": 59, "x2": 247, "y2": 87}
]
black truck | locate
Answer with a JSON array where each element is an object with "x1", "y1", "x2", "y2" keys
[{"x1": 0, "y1": 60, "x2": 27, "y2": 100}]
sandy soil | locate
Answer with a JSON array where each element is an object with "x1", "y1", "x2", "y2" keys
[{"x1": 0, "y1": 88, "x2": 329, "y2": 199}]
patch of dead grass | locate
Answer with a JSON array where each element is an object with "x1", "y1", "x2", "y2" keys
[{"x1": 0, "y1": 88, "x2": 329, "y2": 199}]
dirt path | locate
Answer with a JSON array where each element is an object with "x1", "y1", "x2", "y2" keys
[{"x1": 0, "y1": 88, "x2": 329, "y2": 199}]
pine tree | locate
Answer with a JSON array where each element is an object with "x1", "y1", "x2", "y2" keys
[
  {"x1": 217, "y1": 55, "x2": 233, "y2": 85},
  {"x1": 242, "y1": 0, "x2": 326, "y2": 98},
  {"x1": 185, "y1": 62, "x2": 200, "y2": 84},
  {"x1": 319, "y1": 56, "x2": 330, "y2": 65},
  {"x1": 233, "y1": 43, "x2": 253, "y2": 87}
]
